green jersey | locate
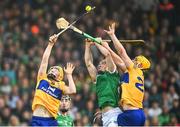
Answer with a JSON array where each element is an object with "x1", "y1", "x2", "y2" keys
[
  {"x1": 96, "y1": 71, "x2": 120, "y2": 109},
  {"x1": 56, "y1": 113, "x2": 74, "y2": 127}
]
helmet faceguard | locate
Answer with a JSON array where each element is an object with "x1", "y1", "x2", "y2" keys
[
  {"x1": 134, "y1": 55, "x2": 151, "y2": 70},
  {"x1": 61, "y1": 95, "x2": 71, "y2": 101},
  {"x1": 47, "y1": 66, "x2": 63, "y2": 82}
]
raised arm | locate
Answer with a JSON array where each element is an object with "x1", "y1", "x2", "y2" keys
[
  {"x1": 94, "y1": 39, "x2": 116, "y2": 72},
  {"x1": 38, "y1": 34, "x2": 58, "y2": 78},
  {"x1": 101, "y1": 41, "x2": 126, "y2": 72},
  {"x1": 104, "y1": 23, "x2": 134, "y2": 69},
  {"x1": 64, "y1": 63, "x2": 76, "y2": 94},
  {"x1": 84, "y1": 39, "x2": 97, "y2": 82}
]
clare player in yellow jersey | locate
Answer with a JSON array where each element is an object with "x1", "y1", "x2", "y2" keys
[
  {"x1": 104, "y1": 23, "x2": 151, "y2": 126},
  {"x1": 30, "y1": 34, "x2": 76, "y2": 126}
]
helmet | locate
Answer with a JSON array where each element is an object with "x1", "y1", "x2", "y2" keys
[
  {"x1": 135, "y1": 55, "x2": 151, "y2": 70},
  {"x1": 47, "y1": 66, "x2": 64, "y2": 82},
  {"x1": 61, "y1": 95, "x2": 71, "y2": 101}
]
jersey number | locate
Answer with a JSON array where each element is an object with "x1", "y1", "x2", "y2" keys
[
  {"x1": 122, "y1": 73, "x2": 144, "y2": 92},
  {"x1": 135, "y1": 77, "x2": 144, "y2": 92}
]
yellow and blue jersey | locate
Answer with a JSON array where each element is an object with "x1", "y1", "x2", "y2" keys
[
  {"x1": 32, "y1": 74, "x2": 65, "y2": 118},
  {"x1": 120, "y1": 64, "x2": 144, "y2": 108}
]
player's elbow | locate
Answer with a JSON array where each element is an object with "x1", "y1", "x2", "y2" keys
[
  {"x1": 66, "y1": 88, "x2": 76, "y2": 95},
  {"x1": 70, "y1": 89, "x2": 76, "y2": 94}
]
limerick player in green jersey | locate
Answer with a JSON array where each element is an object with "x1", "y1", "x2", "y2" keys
[
  {"x1": 84, "y1": 38, "x2": 122, "y2": 127},
  {"x1": 56, "y1": 95, "x2": 74, "y2": 127}
]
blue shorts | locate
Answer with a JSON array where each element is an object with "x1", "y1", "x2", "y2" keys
[
  {"x1": 30, "y1": 116, "x2": 58, "y2": 126},
  {"x1": 117, "y1": 109, "x2": 145, "y2": 126}
]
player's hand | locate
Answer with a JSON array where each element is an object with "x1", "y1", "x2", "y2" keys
[
  {"x1": 104, "y1": 23, "x2": 115, "y2": 36},
  {"x1": 64, "y1": 63, "x2": 75, "y2": 75},
  {"x1": 85, "y1": 38, "x2": 94, "y2": 46},
  {"x1": 101, "y1": 41, "x2": 109, "y2": 48},
  {"x1": 49, "y1": 34, "x2": 58, "y2": 45},
  {"x1": 95, "y1": 37, "x2": 102, "y2": 43}
]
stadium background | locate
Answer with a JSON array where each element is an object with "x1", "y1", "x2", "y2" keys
[{"x1": 0, "y1": 0, "x2": 179, "y2": 126}]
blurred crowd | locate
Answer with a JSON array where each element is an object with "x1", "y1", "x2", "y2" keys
[{"x1": 0, "y1": 0, "x2": 179, "y2": 126}]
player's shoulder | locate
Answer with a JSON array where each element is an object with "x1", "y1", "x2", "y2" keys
[
  {"x1": 37, "y1": 73, "x2": 48, "y2": 82},
  {"x1": 134, "y1": 67, "x2": 143, "y2": 76},
  {"x1": 53, "y1": 80, "x2": 66, "y2": 92},
  {"x1": 59, "y1": 80, "x2": 65, "y2": 85},
  {"x1": 36, "y1": 75, "x2": 49, "y2": 88},
  {"x1": 128, "y1": 66, "x2": 143, "y2": 75},
  {"x1": 56, "y1": 81, "x2": 65, "y2": 88}
]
